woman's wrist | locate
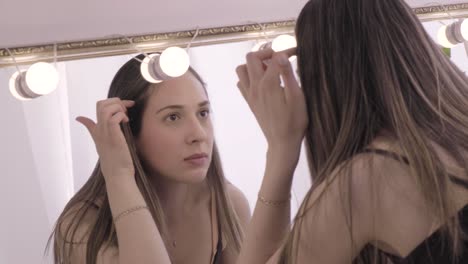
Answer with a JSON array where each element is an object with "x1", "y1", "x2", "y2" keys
[
  {"x1": 267, "y1": 143, "x2": 302, "y2": 167},
  {"x1": 268, "y1": 139, "x2": 302, "y2": 153},
  {"x1": 105, "y1": 176, "x2": 148, "y2": 218},
  {"x1": 259, "y1": 145, "x2": 299, "y2": 200},
  {"x1": 105, "y1": 175, "x2": 138, "y2": 193}
]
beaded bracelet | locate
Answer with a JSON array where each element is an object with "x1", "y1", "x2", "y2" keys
[
  {"x1": 113, "y1": 205, "x2": 149, "y2": 223},
  {"x1": 258, "y1": 194, "x2": 291, "y2": 206}
]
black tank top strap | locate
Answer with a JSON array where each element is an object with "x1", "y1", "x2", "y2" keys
[
  {"x1": 212, "y1": 232, "x2": 223, "y2": 264},
  {"x1": 362, "y1": 148, "x2": 468, "y2": 189},
  {"x1": 211, "y1": 186, "x2": 223, "y2": 264}
]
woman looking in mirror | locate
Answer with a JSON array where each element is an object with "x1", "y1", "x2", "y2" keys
[
  {"x1": 48, "y1": 54, "x2": 250, "y2": 264},
  {"x1": 235, "y1": 0, "x2": 468, "y2": 263}
]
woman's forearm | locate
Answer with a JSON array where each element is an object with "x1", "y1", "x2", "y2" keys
[
  {"x1": 106, "y1": 177, "x2": 171, "y2": 264},
  {"x1": 236, "y1": 146, "x2": 300, "y2": 264}
]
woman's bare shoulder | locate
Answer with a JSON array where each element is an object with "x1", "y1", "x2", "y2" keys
[
  {"x1": 57, "y1": 200, "x2": 119, "y2": 263},
  {"x1": 225, "y1": 182, "x2": 251, "y2": 226},
  {"x1": 58, "y1": 201, "x2": 100, "y2": 244}
]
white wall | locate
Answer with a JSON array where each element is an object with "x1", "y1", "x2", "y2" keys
[
  {"x1": 0, "y1": 0, "x2": 454, "y2": 48},
  {"x1": 0, "y1": 63, "x2": 72, "y2": 263},
  {"x1": 0, "y1": 0, "x2": 307, "y2": 48}
]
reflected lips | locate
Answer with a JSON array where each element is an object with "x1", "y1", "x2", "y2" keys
[{"x1": 184, "y1": 153, "x2": 208, "y2": 166}]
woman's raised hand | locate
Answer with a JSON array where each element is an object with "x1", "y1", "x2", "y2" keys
[
  {"x1": 76, "y1": 98, "x2": 136, "y2": 183},
  {"x1": 236, "y1": 48, "x2": 308, "y2": 154}
]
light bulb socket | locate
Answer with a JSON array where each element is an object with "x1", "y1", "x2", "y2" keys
[
  {"x1": 449, "y1": 21, "x2": 465, "y2": 44},
  {"x1": 16, "y1": 71, "x2": 41, "y2": 99},
  {"x1": 148, "y1": 54, "x2": 172, "y2": 81}
]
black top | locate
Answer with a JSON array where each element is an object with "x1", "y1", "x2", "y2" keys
[
  {"x1": 212, "y1": 233, "x2": 223, "y2": 264},
  {"x1": 363, "y1": 148, "x2": 468, "y2": 264}
]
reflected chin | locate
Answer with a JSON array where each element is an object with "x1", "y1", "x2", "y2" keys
[{"x1": 181, "y1": 167, "x2": 210, "y2": 183}]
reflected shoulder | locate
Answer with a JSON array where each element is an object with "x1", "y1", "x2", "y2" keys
[{"x1": 226, "y1": 182, "x2": 251, "y2": 226}]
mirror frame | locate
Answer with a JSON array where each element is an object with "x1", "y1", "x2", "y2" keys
[{"x1": 0, "y1": 2, "x2": 467, "y2": 67}]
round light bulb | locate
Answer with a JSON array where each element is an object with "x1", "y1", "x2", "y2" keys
[
  {"x1": 437, "y1": 25, "x2": 456, "y2": 48},
  {"x1": 25, "y1": 62, "x2": 59, "y2": 95},
  {"x1": 460, "y1": 19, "x2": 468, "y2": 41},
  {"x1": 9, "y1": 70, "x2": 31, "y2": 101},
  {"x1": 160, "y1": 47, "x2": 190, "y2": 78},
  {"x1": 272, "y1": 35, "x2": 297, "y2": 52},
  {"x1": 140, "y1": 54, "x2": 163, "y2": 83}
]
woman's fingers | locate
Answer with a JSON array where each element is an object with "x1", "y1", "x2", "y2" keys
[
  {"x1": 78, "y1": 98, "x2": 136, "y2": 181},
  {"x1": 96, "y1": 97, "x2": 121, "y2": 112},
  {"x1": 96, "y1": 98, "x2": 134, "y2": 116},
  {"x1": 107, "y1": 112, "x2": 130, "y2": 142},
  {"x1": 236, "y1": 64, "x2": 249, "y2": 98},
  {"x1": 109, "y1": 111, "x2": 130, "y2": 125},
  {"x1": 274, "y1": 53, "x2": 302, "y2": 102},
  {"x1": 282, "y1": 47, "x2": 297, "y2": 57},
  {"x1": 122, "y1": 100, "x2": 135, "y2": 108},
  {"x1": 97, "y1": 104, "x2": 127, "y2": 124},
  {"x1": 234, "y1": 47, "x2": 307, "y2": 149},
  {"x1": 260, "y1": 54, "x2": 286, "y2": 97},
  {"x1": 96, "y1": 99, "x2": 134, "y2": 123},
  {"x1": 80, "y1": 98, "x2": 134, "y2": 144},
  {"x1": 76, "y1": 116, "x2": 97, "y2": 140},
  {"x1": 245, "y1": 48, "x2": 275, "y2": 88}
]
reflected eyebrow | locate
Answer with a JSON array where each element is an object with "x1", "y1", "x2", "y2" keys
[{"x1": 156, "y1": 100, "x2": 210, "y2": 114}]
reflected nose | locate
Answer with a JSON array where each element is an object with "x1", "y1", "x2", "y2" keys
[{"x1": 186, "y1": 117, "x2": 208, "y2": 144}]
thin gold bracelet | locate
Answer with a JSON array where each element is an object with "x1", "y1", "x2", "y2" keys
[
  {"x1": 258, "y1": 194, "x2": 291, "y2": 206},
  {"x1": 113, "y1": 205, "x2": 149, "y2": 223}
]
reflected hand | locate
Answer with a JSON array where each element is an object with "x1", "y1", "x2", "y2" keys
[
  {"x1": 76, "y1": 98, "x2": 136, "y2": 183},
  {"x1": 236, "y1": 48, "x2": 308, "y2": 154}
]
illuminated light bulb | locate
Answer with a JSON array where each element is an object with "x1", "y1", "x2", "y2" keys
[
  {"x1": 272, "y1": 35, "x2": 297, "y2": 52},
  {"x1": 438, "y1": 25, "x2": 456, "y2": 48},
  {"x1": 159, "y1": 47, "x2": 190, "y2": 78},
  {"x1": 140, "y1": 47, "x2": 190, "y2": 83},
  {"x1": 25, "y1": 62, "x2": 59, "y2": 95},
  {"x1": 8, "y1": 62, "x2": 59, "y2": 101},
  {"x1": 460, "y1": 19, "x2": 468, "y2": 41}
]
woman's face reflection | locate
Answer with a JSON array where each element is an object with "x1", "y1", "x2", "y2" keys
[{"x1": 136, "y1": 72, "x2": 214, "y2": 183}]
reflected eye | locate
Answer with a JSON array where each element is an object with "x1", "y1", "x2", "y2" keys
[
  {"x1": 199, "y1": 109, "x2": 210, "y2": 118},
  {"x1": 166, "y1": 114, "x2": 180, "y2": 122}
]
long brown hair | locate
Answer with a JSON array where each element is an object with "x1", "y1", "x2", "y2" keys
[
  {"x1": 282, "y1": 0, "x2": 468, "y2": 263},
  {"x1": 47, "y1": 54, "x2": 244, "y2": 263}
]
